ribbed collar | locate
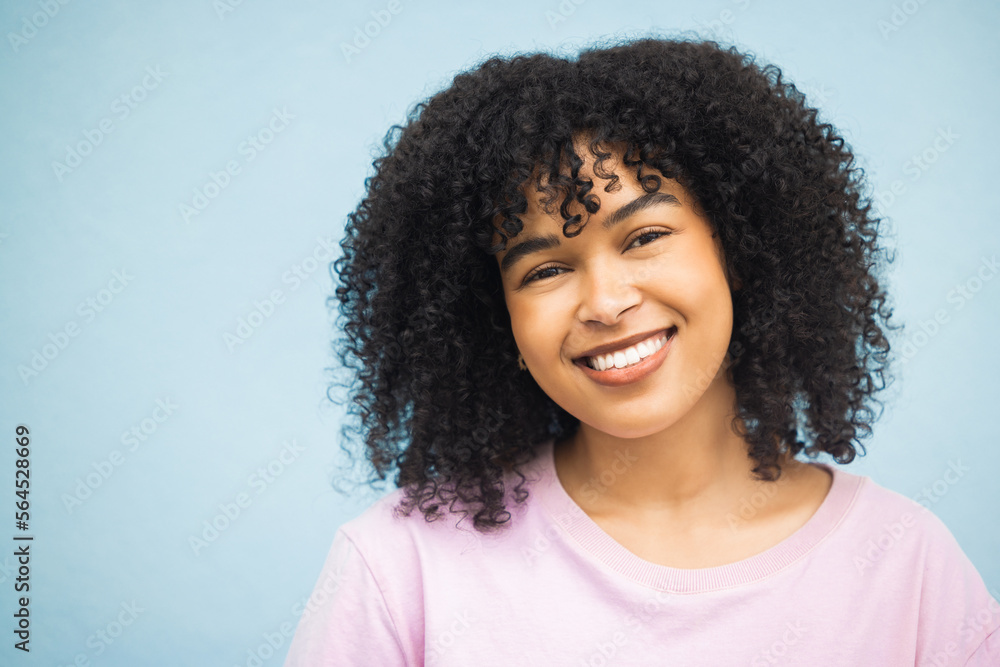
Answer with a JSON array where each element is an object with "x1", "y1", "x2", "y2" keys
[{"x1": 529, "y1": 438, "x2": 864, "y2": 593}]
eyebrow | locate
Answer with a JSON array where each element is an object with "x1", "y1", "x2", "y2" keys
[{"x1": 498, "y1": 191, "x2": 681, "y2": 275}]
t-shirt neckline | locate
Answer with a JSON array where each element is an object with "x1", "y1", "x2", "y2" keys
[{"x1": 532, "y1": 438, "x2": 864, "y2": 593}]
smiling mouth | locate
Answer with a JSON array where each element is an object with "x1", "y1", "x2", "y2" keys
[{"x1": 576, "y1": 327, "x2": 677, "y2": 371}]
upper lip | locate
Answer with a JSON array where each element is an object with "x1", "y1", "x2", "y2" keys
[{"x1": 574, "y1": 327, "x2": 675, "y2": 360}]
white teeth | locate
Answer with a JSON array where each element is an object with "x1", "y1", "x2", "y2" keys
[{"x1": 585, "y1": 331, "x2": 671, "y2": 371}]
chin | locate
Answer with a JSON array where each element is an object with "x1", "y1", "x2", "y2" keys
[{"x1": 579, "y1": 416, "x2": 679, "y2": 440}]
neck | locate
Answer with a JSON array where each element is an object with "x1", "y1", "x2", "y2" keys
[{"x1": 554, "y1": 369, "x2": 803, "y2": 524}]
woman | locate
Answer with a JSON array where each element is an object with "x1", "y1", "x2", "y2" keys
[{"x1": 284, "y1": 37, "x2": 999, "y2": 665}]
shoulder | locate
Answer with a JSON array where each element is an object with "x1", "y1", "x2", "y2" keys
[
  {"x1": 337, "y1": 460, "x2": 549, "y2": 566},
  {"x1": 340, "y1": 441, "x2": 553, "y2": 549},
  {"x1": 839, "y1": 467, "x2": 971, "y2": 566},
  {"x1": 337, "y1": 485, "x2": 472, "y2": 550},
  {"x1": 830, "y1": 466, "x2": 1000, "y2": 662}
]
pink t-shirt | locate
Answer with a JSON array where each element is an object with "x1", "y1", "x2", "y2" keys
[{"x1": 283, "y1": 439, "x2": 1000, "y2": 666}]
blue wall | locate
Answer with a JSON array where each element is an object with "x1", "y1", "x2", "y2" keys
[{"x1": 1, "y1": 0, "x2": 997, "y2": 664}]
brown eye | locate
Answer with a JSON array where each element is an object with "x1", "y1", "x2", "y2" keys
[
  {"x1": 628, "y1": 228, "x2": 672, "y2": 249},
  {"x1": 522, "y1": 265, "x2": 564, "y2": 285}
]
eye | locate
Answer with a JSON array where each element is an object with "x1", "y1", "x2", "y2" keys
[
  {"x1": 522, "y1": 264, "x2": 564, "y2": 285},
  {"x1": 628, "y1": 227, "x2": 672, "y2": 249},
  {"x1": 519, "y1": 228, "x2": 672, "y2": 287}
]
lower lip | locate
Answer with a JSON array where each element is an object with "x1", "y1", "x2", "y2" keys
[{"x1": 574, "y1": 329, "x2": 676, "y2": 387}]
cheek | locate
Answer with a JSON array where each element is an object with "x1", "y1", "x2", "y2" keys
[
  {"x1": 654, "y1": 257, "x2": 733, "y2": 343},
  {"x1": 505, "y1": 296, "x2": 537, "y2": 349},
  {"x1": 662, "y1": 248, "x2": 730, "y2": 304},
  {"x1": 506, "y1": 294, "x2": 573, "y2": 365},
  {"x1": 509, "y1": 300, "x2": 549, "y2": 345}
]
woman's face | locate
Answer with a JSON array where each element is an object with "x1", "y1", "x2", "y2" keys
[{"x1": 494, "y1": 149, "x2": 736, "y2": 438}]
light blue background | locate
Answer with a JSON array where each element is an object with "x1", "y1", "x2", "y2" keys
[{"x1": 1, "y1": 1, "x2": 997, "y2": 664}]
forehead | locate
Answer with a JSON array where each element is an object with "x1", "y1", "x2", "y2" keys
[
  {"x1": 509, "y1": 143, "x2": 653, "y2": 228},
  {"x1": 494, "y1": 148, "x2": 686, "y2": 242},
  {"x1": 524, "y1": 164, "x2": 643, "y2": 219}
]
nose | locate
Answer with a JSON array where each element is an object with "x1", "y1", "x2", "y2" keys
[{"x1": 575, "y1": 259, "x2": 642, "y2": 325}]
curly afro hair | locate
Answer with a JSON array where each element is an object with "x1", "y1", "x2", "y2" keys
[{"x1": 328, "y1": 36, "x2": 900, "y2": 533}]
